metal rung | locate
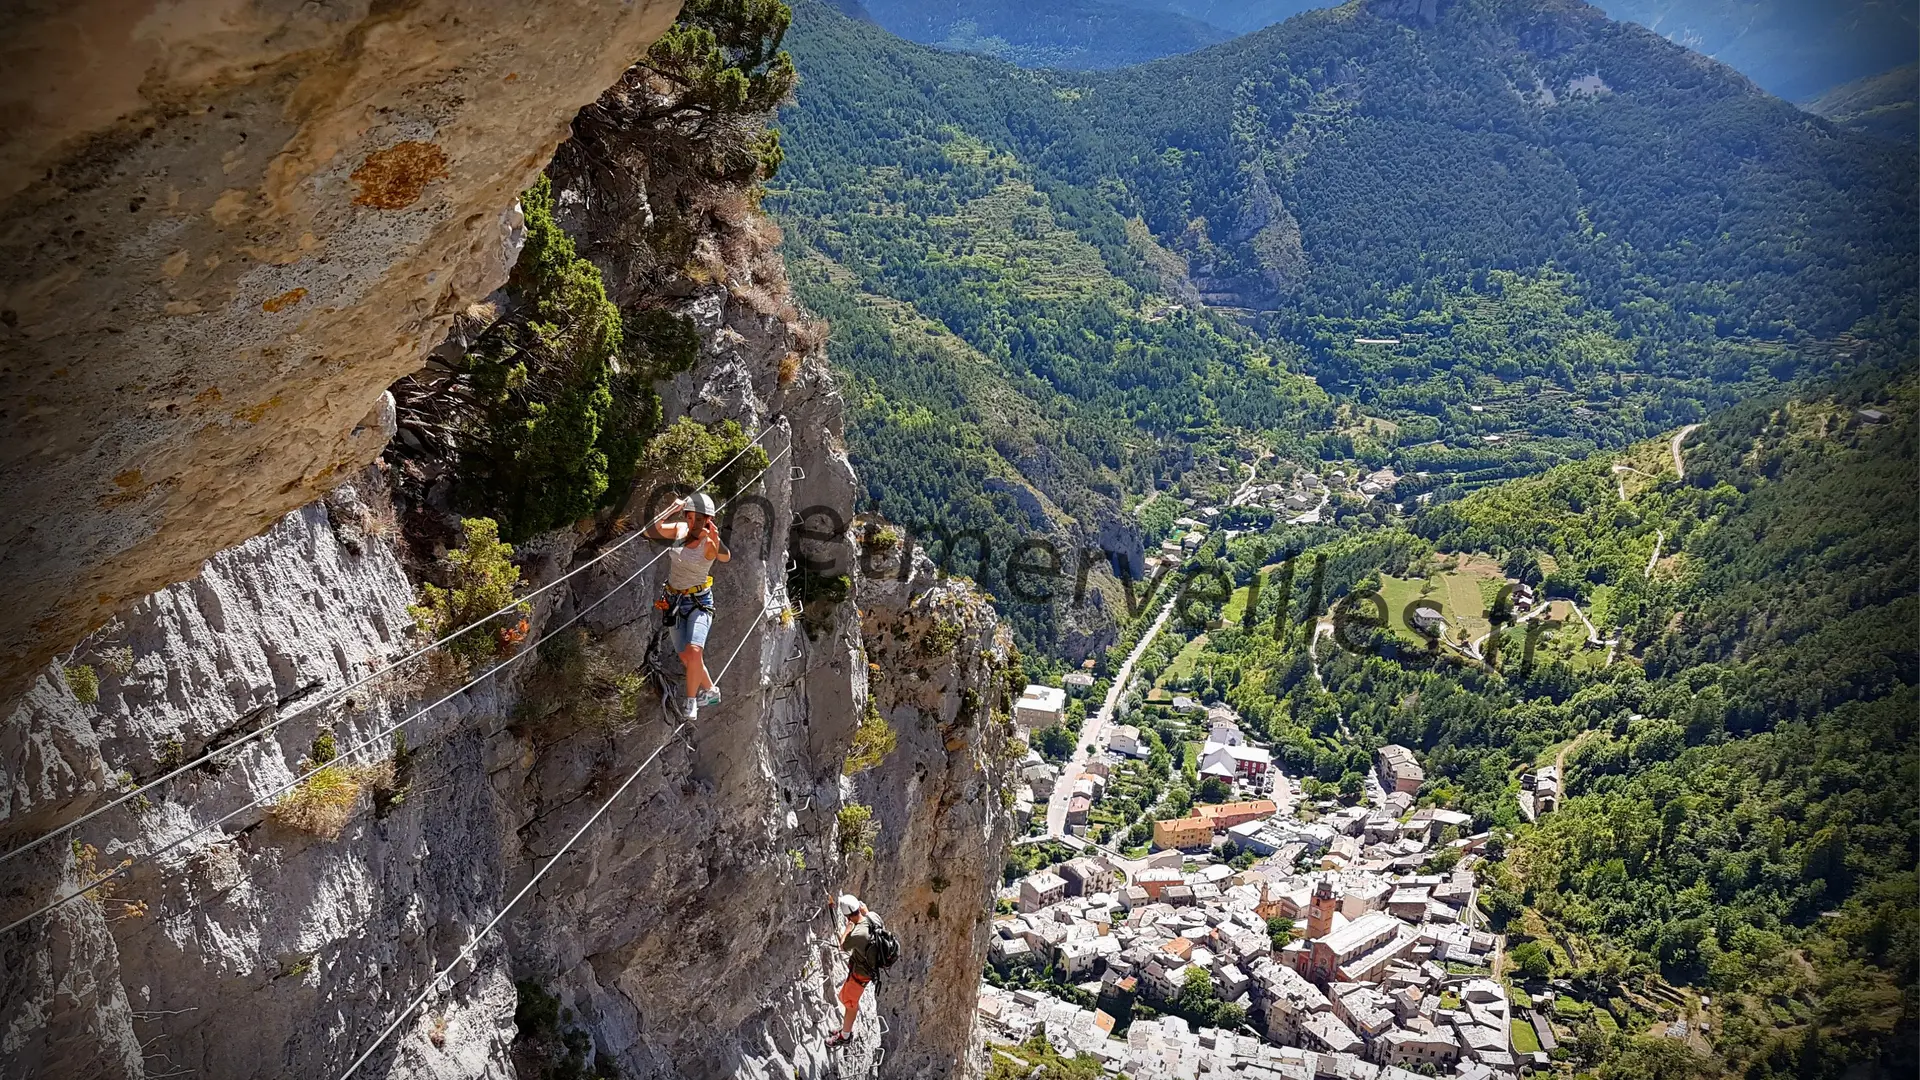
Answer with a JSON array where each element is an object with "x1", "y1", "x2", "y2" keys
[{"x1": 790, "y1": 466, "x2": 807, "y2": 481}]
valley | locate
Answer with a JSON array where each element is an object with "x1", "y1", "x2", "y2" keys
[
  {"x1": 772, "y1": 2, "x2": 1915, "y2": 1078},
  {"x1": 0, "y1": 1, "x2": 1910, "y2": 1079},
  {"x1": 775, "y1": 0, "x2": 1916, "y2": 662},
  {"x1": 990, "y1": 376, "x2": 1916, "y2": 1080}
]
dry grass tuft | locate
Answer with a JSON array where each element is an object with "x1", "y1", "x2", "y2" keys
[
  {"x1": 777, "y1": 352, "x2": 802, "y2": 386},
  {"x1": 741, "y1": 211, "x2": 783, "y2": 252},
  {"x1": 730, "y1": 281, "x2": 784, "y2": 318},
  {"x1": 792, "y1": 318, "x2": 831, "y2": 352},
  {"x1": 706, "y1": 189, "x2": 758, "y2": 229},
  {"x1": 271, "y1": 759, "x2": 391, "y2": 839}
]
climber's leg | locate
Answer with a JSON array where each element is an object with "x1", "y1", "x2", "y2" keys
[
  {"x1": 671, "y1": 599, "x2": 713, "y2": 701},
  {"x1": 833, "y1": 973, "x2": 867, "y2": 1040},
  {"x1": 679, "y1": 643, "x2": 708, "y2": 699}
]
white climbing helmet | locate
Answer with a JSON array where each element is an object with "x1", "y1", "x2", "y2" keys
[
  {"x1": 685, "y1": 492, "x2": 717, "y2": 517},
  {"x1": 837, "y1": 894, "x2": 862, "y2": 918}
]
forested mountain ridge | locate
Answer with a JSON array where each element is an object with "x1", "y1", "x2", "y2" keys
[
  {"x1": 851, "y1": 0, "x2": 1232, "y2": 69},
  {"x1": 1593, "y1": 0, "x2": 1919, "y2": 102},
  {"x1": 773, "y1": 0, "x2": 1914, "y2": 659},
  {"x1": 1807, "y1": 62, "x2": 1919, "y2": 143},
  {"x1": 775, "y1": 3, "x2": 1337, "y2": 655}
]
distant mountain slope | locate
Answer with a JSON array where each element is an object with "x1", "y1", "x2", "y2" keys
[
  {"x1": 774, "y1": 0, "x2": 1915, "y2": 656},
  {"x1": 1593, "y1": 0, "x2": 1919, "y2": 102},
  {"x1": 1105, "y1": 0, "x2": 1332, "y2": 35},
  {"x1": 844, "y1": 0, "x2": 1916, "y2": 99},
  {"x1": 854, "y1": 0, "x2": 1231, "y2": 68},
  {"x1": 1807, "y1": 62, "x2": 1918, "y2": 142}
]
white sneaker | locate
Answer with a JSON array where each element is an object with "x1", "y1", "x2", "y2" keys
[
  {"x1": 681, "y1": 696, "x2": 699, "y2": 721},
  {"x1": 696, "y1": 687, "x2": 722, "y2": 707}
]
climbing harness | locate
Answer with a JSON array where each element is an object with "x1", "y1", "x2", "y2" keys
[{"x1": 655, "y1": 575, "x2": 715, "y2": 609}]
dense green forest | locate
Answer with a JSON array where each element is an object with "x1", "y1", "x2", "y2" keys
[
  {"x1": 774, "y1": 0, "x2": 1916, "y2": 657},
  {"x1": 1130, "y1": 371, "x2": 1916, "y2": 1078}
]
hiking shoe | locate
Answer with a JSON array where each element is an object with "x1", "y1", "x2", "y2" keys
[
  {"x1": 681, "y1": 696, "x2": 700, "y2": 721},
  {"x1": 825, "y1": 1030, "x2": 853, "y2": 1048},
  {"x1": 696, "y1": 686, "x2": 723, "y2": 708}
]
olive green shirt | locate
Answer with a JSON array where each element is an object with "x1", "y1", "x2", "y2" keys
[{"x1": 844, "y1": 914, "x2": 884, "y2": 979}]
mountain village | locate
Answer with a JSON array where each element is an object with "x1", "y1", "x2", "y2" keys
[{"x1": 984, "y1": 688, "x2": 1555, "y2": 1080}]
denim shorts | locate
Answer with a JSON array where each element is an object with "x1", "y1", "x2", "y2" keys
[{"x1": 666, "y1": 589, "x2": 713, "y2": 652}]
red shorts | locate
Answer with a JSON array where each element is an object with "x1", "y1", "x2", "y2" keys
[{"x1": 838, "y1": 972, "x2": 869, "y2": 1011}]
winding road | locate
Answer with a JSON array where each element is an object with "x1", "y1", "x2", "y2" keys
[
  {"x1": 1670, "y1": 423, "x2": 1700, "y2": 479},
  {"x1": 1287, "y1": 489, "x2": 1331, "y2": 525},
  {"x1": 1045, "y1": 593, "x2": 1180, "y2": 838},
  {"x1": 1229, "y1": 454, "x2": 1268, "y2": 508}
]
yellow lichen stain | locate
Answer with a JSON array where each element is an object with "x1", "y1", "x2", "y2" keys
[
  {"x1": 193, "y1": 386, "x2": 223, "y2": 405},
  {"x1": 210, "y1": 189, "x2": 251, "y2": 226},
  {"x1": 235, "y1": 394, "x2": 284, "y2": 425},
  {"x1": 161, "y1": 250, "x2": 191, "y2": 278},
  {"x1": 204, "y1": 253, "x2": 222, "y2": 270},
  {"x1": 113, "y1": 469, "x2": 142, "y2": 489},
  {"x1": 504, "y1": 72, "x2": 519, "y2": 83},
  {"x1": 96, "y1": 593, "x2": 115, "y2": 606},
  {"x1": 262, "y1": 287, "x2": 308, "y2": 313},
  {"x1": 164, "y1": 301, "x2": 202, "y2": 316},
  {"x1": 350, "y1": 141, "x2": 450, "y2": 210}
]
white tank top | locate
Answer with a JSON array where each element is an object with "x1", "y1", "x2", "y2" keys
[{"x1": 665, "y1": 537, "x2": 715, "y2": 591}]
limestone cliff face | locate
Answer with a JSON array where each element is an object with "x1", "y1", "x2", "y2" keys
[
  {"x1": 0, "y1": 73, "x2": 1015, "y2": 1074},
  {"x1": 0, "y1": 0, "x2": 684, "y2": 704},
  {"x1": 848, "y1": 552, "x2": 1021, "y2": 1076},
  {"x1": 0, "y1": 286, "x2": 1013, "y2": 1080}
]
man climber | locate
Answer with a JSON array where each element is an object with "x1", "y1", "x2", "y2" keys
[
  {"x1": 649, "y1": 493, "x2": 729, "y2": 719},
  {"x1": 827, "y1": 893, "x2": 885, "y2": 1048}
]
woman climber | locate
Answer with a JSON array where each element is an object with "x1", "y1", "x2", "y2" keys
[{"x1": 649, "y1": 493, "x2": 730, "y2": 719}]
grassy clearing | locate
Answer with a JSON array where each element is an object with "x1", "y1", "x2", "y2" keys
[
  {"x1": 1510, "y1": 1017, "x2": 1542, "y2": 1054},
  {"x1": 1159, "y1": 634, "x2": 1210, "y2": 686},
  {"x1": 940, "y1": 180, "x2": 1127, "y2": 303},
  {"x1": 1378, "y1": 557, "x2": 1505, "y2": 646},
  {"x1": 1222, "y1": 586, "x2": 1253, "y2": 626}
]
